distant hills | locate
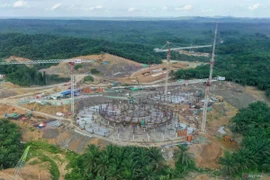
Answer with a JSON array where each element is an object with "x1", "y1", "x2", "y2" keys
[{"x1": 0, "y1": 16, "x2": 270, "y2": 22}]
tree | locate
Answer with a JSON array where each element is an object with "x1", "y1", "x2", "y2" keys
[
  {"x1": 219, "y1": 152, "x2": 240, "y2": 177},
  {"x1": 138, "y1": 166, "x2": 157, "y2": 180},
  {"x1": 175, "y1": 145, "x2": 194, "y2": 169},
  {"x1": 0, "y1": 119, "x2": 23, "y2": 169}
]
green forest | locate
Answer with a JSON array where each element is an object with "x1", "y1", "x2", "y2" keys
[
  {"x1": 0, "y1": 65, "x2": 69, "y2": 86},
  {"x1": 219, "y1": 102, "x2": 270, "y2": 178},
  {"x1": 0, "y1": 119, "x2": 23, "y2": 169},
  {"x1": 0, "y1": 19, "x2": 270, "y2": 97},
  {"x1": 174, "y1": 33, "x2": 270, "y2": 98}
]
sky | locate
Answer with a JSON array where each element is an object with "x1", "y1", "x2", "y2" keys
[{"x1": 0, "y1": 0, "x2": 269, "y2": 18}]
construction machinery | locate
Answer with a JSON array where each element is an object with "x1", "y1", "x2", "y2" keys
[
  {"x1": 154, "y1": 42, "x2": 212, "y2": 101},
  {"x1": 0, "y1": 59, "x2": 95, "y2": 116},
  {"x1": 201, "y1": 24, "x2": 218, "y2": 133}
]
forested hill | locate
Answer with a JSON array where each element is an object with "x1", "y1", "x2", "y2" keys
[
  {"x1": 0, "y1": 33, "x2": 162, "y2": 64},
  {"x1": 175, "y1": 33, "x2": 270, "y2": 98},
  {"x1": 1, "y1": 19, "x2": 270, "y2": 93}
]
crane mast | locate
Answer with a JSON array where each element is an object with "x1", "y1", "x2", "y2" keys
[
  {"x1": 164, "y1": 41, "x2": 171, "y2": 101},
  {"x1": 14, "y1": 146, "x2": 31, "y2": 180},
  {"x1": 201, "y1": 24, "x2": 218, "y2": 133},
  {"x1": 154, "y1": 42, "x2": 212, "y2": 104}
]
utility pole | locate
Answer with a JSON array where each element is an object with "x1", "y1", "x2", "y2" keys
[{"x1": 201, "y1": 24, "x2": 218, "y2": 133}]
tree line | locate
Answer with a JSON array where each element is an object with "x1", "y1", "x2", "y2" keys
[{"x1": 0, "y1": 65, "x2": 69, "y2": 86}]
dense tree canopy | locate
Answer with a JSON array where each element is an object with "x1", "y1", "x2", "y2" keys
[
  {"x1": 65, "y1": 144, "x2": 196, "y2": 180},
  {"x1": 0, "y1": 65, "x2": 69, "y2": 86},
  {"x1": 174, "y1": 34, "x2": 270, "y2": 98},
  {"x1": 219, "y1": 102, "x2": 270, "y2": 178},
  {"x1": 0, "y1": 33, "x2": 163, "y2": 64},
  {"x1": 0, "y1": 119, "x2": 23, "y2": 169}
]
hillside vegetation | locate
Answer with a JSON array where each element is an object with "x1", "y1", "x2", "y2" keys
[
  {"x1": 0, "y1": 20, "x2": 270, "y2": 94},
  {"x1": 219, "y1": 102, "x2": 270, "y2": 178},
  {"x1": 0, "y1": 119, "x2": 23, "y2": 169},
  {"x1": 174, "y1": 33, "x2": 270, "y2": 98}
]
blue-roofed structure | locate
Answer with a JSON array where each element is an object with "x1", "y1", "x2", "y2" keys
[{"x1": 61, "y1": 90, "x2": 80, "y2": 96}]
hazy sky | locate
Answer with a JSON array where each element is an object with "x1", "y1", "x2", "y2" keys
[{"x1": 0, "y1": 0, "x2": 268, "y2": 17}]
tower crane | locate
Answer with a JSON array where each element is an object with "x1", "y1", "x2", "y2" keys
[
  {"x1": 201, "y1": 24, "x2": 218, "y2": 133},
  {"x1": 154, "y1": 42, "x2": 212, "y2": 101},
  {"x1": 0, "y1": 59, "x2": 95, "y2": 116}
]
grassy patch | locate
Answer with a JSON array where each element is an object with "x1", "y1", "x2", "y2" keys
[
  {"x1": 39, "y1": 154, "x2": 60, "y2": 180},
  {"x1": 28, "y1": 141, "x2": 62, "y2": 154}
]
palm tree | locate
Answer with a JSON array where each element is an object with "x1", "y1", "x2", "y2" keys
[
  {"x1": 219, "y1": 152, "x2": 239, "y2": 177},
  {"x1": 164, "y1": 167, "x2": 179, "y2": 179},
  {"x1": 158, "y1": 175, "x2": 170, "y2": 180},
  {"x1": 106, "y1": 166, "x2": 120, "y2": 180},
  {"x1": 175, "y1": 145, "x2": 194, "y2": 168},
  {"x1": 81, "y1": 145, "x2": 100, "y2": 176},
  {"x1": 138, "y1": 165, "x2": 157, "y2": 180},
  {"x1": 96, "y1": 153, "x2": 110, "y2": 176},
  {"x1": 95, "y1": 176, "x2": 105, "y2": 180},
  {"x1": 148, "y1": 147, "x2": 165, "y2": 170},
  {"x1": 135, "y1": 148, "x2": 151, "y2": 168},
  {"x1": 120, "y1": 159, "x2": 138, "y2": 180}
]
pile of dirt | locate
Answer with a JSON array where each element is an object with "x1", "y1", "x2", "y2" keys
[
  {"x1": 39, "y1": 53, "x2": 142, "y2": 78},
  {"x1": 189, "y1": 137, "x2": 222, "y2": 169}
]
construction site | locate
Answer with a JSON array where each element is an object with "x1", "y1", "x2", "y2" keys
[{"x1": 1, "y1": 25, "x2": 270, "y2": 180}]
